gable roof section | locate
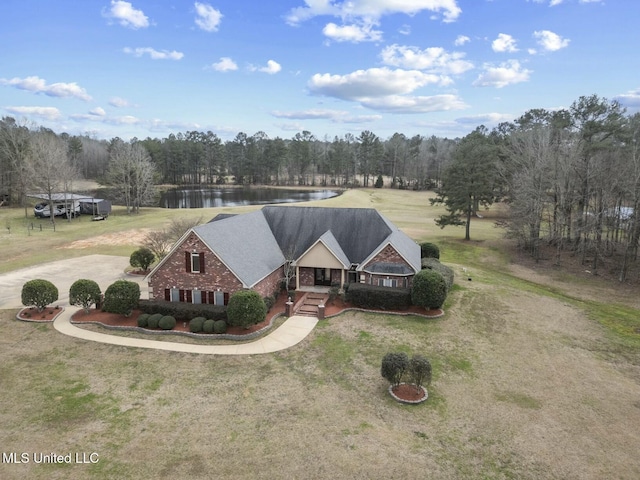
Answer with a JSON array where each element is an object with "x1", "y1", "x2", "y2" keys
[
  {"x1": 193, "y1": 209, "x2": 285, "y2": 288},
  {"x1": 357, "y1": 214, "x2": 421, "y2": 274},
  {"x1": 261, "y1": 206, "x2": 392, "y2": 263},
  {"x1": 296, "y1": 230, "x2": 351, "y2": 269}
]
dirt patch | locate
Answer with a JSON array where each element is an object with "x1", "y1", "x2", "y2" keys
[
  {"x1": 59, "y1": 229, "x2": 152, "y2": 249},
  {"x1": 17, "y1": 306, "x2": 64, "y2": 322}
]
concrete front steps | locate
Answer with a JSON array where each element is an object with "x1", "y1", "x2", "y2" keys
[{"x1": 295, "y1": 292, "x2": 329, "y2": 317}]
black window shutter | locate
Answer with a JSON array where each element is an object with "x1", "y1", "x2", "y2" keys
[
  {"x1": 201, "y1": 291, "x2": 207, "y2": 303},
  {"x1": 164, "y1": 289, "x2": 170, "y2": 301},
  {"x1": 185, "y1": 252, "x2": 191, "y2": 272},
  {"x1": 199, "y1": 252, "x2": 205, "y2": 274},
  {"x1": 179, "y1": 290, "x2": 185, "y2": 302},
  {"x1": 186, "y1": 290, "x2": 193, "y2": 303},
  {"x1": 223, "y1": 292, "x2": 229, "y2": 305}
]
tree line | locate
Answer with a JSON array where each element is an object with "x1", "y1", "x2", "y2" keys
[
  {"x1": 1, "y1": 93, "x2": 639, "y2": 281},
  {"x1": 433, "y1": 94, "x2": 640, "y2": 282}
]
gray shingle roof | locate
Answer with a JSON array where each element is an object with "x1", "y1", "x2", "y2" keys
[
  {"x1": 184, "y1": 205, "x2": 419, "y2": 287},
  {"x1": 193, "y1": 210, "x2": 285, "y2": 288}
]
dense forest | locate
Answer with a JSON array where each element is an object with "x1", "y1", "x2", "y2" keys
[{"x1": 1, "y1": 94, "x2": 639, "y2": 281}]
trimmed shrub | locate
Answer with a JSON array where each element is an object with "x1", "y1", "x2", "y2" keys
[
  {"x1": 345, "y1": 283, "x2": 412, "y2": 310},
  {"x1": 203, "y1": 319, "x2": 215, "y2": 333},
  {"x1": 411, "y1": 269, "x2": 448, "y2": 310},
  {"x1": 159, "y1": 315, "x2": 176, "y2": 330},
  {"x1": 147, "y1": 313, "x2": 163, "y2": 329},
  {"x1": 138, "y1": 299, "x2": 226, "y2": 321},
  {"x1": 263, "y1": 295, "x2": 276, "y2": 311},
  {"x1": 409, "y1": 355, "x2": 432, "y2": 390},
  {"x1": 421, "y1": 258, "x2": 454, "y2": 291},
  {"x1": 129, "y1": 247, "x2": 155, "y2": 272},
  {"x1": 69, "y1": 279, "x2": 101, "y2": 313},
  {"x1": 137, "y1": 313, "x2": 150, "y2": 327},
  {"x1": 381, "y1": 352, "x2": 409, "y2": 387},
  {"x1": 22, "y1": 279, "x2": 58, "y2": 312},
  {"x1": 189, "y1": 316, "x2": 206, "y2": 333},
  {"x1": 420, "y1": 242, "x2": 440, "y2": 259},
  {"x1": 227, "y1": 290, "x2": 267, "y2": 329},
  {"x1": 103, "y1": 280, "x2": 140, "y2": 316},
  {"x1": 213, "y1": 319, "x2": 227, "y2": 334}
]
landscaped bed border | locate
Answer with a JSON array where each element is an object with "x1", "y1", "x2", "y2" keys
[{"x1": 16, "y1": 307, "x2": 65, "y2": 323}]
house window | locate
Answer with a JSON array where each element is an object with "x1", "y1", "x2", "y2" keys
[
  {"x1": 378, "y1": 278, "x2": 398, "y2": 288},
  {"x1": 186, "y1": 252, "x2": 205, "y2": 273},
  {"x1": 192, "y1": 290, "x2": 202, "y2": 304},
  {"x1": 214, "y1": 291, "x2": 224, "y2": 306},
  {"x1": 170, "y1": 288, "x2": 180, "y2": 302},
  {"x1": 191, "y1": 253, "x2": 201, "y2": 273}
]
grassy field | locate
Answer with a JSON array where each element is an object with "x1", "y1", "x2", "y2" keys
[{"x1": 1, "y1": 189, "x2": 639, "y2": 479}]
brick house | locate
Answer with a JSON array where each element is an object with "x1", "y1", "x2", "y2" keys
[{"x1": 146, "y1": 206, "x2": 421, "y2": 306}]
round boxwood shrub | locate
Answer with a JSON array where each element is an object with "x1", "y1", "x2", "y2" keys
[
  {"x1": 203, "y1": 319, "x2": 215, "y2": 333},
  {"x1": 102, "y1": 280, "x2": 140, "y2": 316},
  {"x1": 129, "y1": 247, "x2": 155, "y2": 272},
  {"x1": 409, "y1": 355, "x2": 432, "y2": 390},
  {"x1": 159, "y1": 315, "x2": 176, "y2": 330},
  {"x1": 411, "y1": 269, "x2": 448, "y2": 310},
  {"x1": 421, "y1": 258, "x2": 454, "y2": 291},
  {"x1": 21, "y1": 279, "x2": 58, "y2": 312},
  {"x1": 420, "y1": 242, "x2": 440, "y2": 259},
  {"x1": 69, "y1": 279, "x2": 101, "y2": 313},
  {"x1": 189, "y1": 316, "x2": 206, "y2": 333},
  {"x1": 381, "y1": 352, "x2": 409, "y2": 387},
  {"x1": 147, "y1": 313, "x2": 163, "y2": 329},
  {"x1": 137, "y1": 313, "x2": 150, "y2": 327},
  {"x1": 227, "y1": 290, "x2": 267, "y2": 329},
  {"x1": 213, "y1": 319, "x2": 227, "y2": 334}
]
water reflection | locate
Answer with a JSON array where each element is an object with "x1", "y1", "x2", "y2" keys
[{"x1": 160, "y1": 187, "x2": 339, "y2": 209}]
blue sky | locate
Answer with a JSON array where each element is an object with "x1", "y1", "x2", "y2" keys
[{"x1": 1, "y1": 0, "x2": 638, "y2": 141}]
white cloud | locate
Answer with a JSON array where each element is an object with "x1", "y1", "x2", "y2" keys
[
  {"x1": 454, "y1": 35, "x2": 470, "y2": 46},
  {"x1": 455, "y1": 112, "x2": 514, "y2": 124},
  {"x1": 250, "y1": 60, "x2": 282, "y2": 74},
  {"x1": 271, "y1": 109, "x2": 382, "y2": 123},
  {"x1": 211, "y1": 57, "x2": 238, "y2": 72},
  {"x1": 0, "y1": 76, "x2": 91, "y2": 101},
  {"x1": 380, "y1": 44, "x2": 473, "y2": 75},
  {"x1": 286, "y1": 0, "x2": 462, "y2": 25},
  {"x1": 109, "y1": 97, "x2": 130, "y2": 108},
  {"x1": 473, "y1": 60, "x2": 532, "y2": 88},
  {"x1": 614, "y1": 88, "x2": 640, "y2": 109},
  {"x1": 492, "y1": 33, "x2": 518, "y2": 53},
  {"x1": 533, "y1": 30, "x2": 570, "y2": 52},
  {"x1": 124, "y1": 47, "x2": 184, "y2": 60},
  {"x1": 5, "y1": 106, "x2": 61, "y2": 120},
  {"x1": 309, "y1": 67, "x2": 450, "y2": 100},
  {"x1": 322, "y1": 22, "x2": 382, "y2": 43},
  {"x1": 106, "y1": 115, "x2": 141, "y2": 125},
  {"x1": 103, "y1": 1, "x2": 149, "y2": 29},
  {"x1": 359, "y1": 94, "x2": 468, "y2": 113},
  {"x1": 89, "y1": 107, "x2": 106, "y2": 116},
  {"x1": 194, "y1": 2, "x2": 222, "y2": 32},
  {"x1": 399, "y1": 24, "x2": 411, "y2": 36}
]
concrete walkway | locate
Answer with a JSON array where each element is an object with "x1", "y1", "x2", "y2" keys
[{"x1": 54, "y1": 308, "x2": 318, "y2": 355}]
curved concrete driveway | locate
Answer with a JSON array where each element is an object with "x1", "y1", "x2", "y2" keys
[
  {"x1": 55, "y1": 308, "x2": 318, "y2": 355},
  {"x1": 2, "y1": 255, "x2": 318, "y2": 354}
]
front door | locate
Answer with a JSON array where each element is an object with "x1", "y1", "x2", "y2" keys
[{"x1": 314, "y1": 268, "x2": 331, "y2": 286}]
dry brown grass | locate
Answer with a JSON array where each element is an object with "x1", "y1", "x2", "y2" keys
[{"x1": 1, "y1": 188, "x2": 640, "y2": 479}]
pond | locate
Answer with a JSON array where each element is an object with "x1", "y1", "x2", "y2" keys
[{"x1": 159, "y1": 187, "x2": 340, "y2": 209}]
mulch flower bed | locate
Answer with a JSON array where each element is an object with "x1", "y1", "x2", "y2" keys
[
  {"x1": 18, "y1": 291, "x2": 442, "y2": 335},
  {"x1": 17, "y1": 306, "x2": 65, "y2": 322}
]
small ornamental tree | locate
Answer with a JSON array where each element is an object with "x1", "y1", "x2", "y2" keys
[
  {"x1": 130, "y1": 247, "x2": 155, "y2": 272},
  {"x1": 22, "y1": 279, "x2": 58, "y2": 312},
  {"x1": 409, "y1": 355, "x2": 432, "y2": 393},
  {"x1": 226, "y1": 290, "x2": 267, "y2": 329},
  {"x1": 381, "y1": 352, "x2": 409, "y2": 387},
  {"x1": 103, "y1": 280, "x2": 140, "y2": 316},
  {"x1": 69, "y1": 279, "x2": 101, "y2": 313},
  {"x1": 411, "y1": 269, "x2": 448, "y2": 310}
]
